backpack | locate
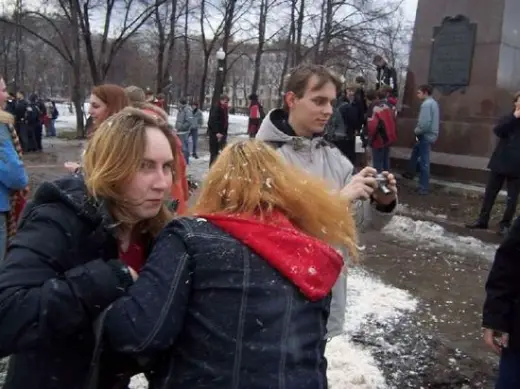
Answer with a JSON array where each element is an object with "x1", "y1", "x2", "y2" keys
[
  {"x1": 25, "y1": 103, "x2": 41, "y2": 125},
  {"x1": 324, "y1": 102, "x2": 348, "y2": 141}
]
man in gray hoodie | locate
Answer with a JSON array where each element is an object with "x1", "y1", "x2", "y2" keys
[
  {"x1": 256, "y1": 64, "x2": 398, "y2": 338},
  {"x1": 175, "y1": 98, "x2": 193, "y2": 164}
]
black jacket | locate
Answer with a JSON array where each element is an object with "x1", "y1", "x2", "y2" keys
[
  {"x1": 487, "y1": 114, "x2": 520, "y2": 177},
  {"x1": 0, "y1": 175, "x2": 136, "y2": 389},
  {"x1": 207, "y1": 103, "x2": 229, "y2": 136},
  {"x1": 103, "y1": 216, "x2": 333, "y2": 389},
  {"x1": 483, "y1": 216, "x2": 520, "y2": 349},
  {"x1": 14, "y1": 99, "x2": 28, "y2": 125},
  {"x1": 339, "y1": 98, "x2": 365, "y2": 137},
  {"x1": 376, "y1": 64, "x2": 398, "y2": 97}
]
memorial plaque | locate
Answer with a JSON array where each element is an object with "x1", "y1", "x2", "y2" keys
[{"x1": 428, "y1": 15, "x2": 477, "y2": 94}]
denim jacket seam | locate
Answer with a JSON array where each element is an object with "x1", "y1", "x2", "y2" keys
[
  {"x1": 231, "y1": 246, "x2": 250, "y2": 388},
  {"x1": 279, "y1": 290, "x2": 293, "y2": 389},
  {"x1": 132, "y1": 252, "x2": 189, "y2": 353}
]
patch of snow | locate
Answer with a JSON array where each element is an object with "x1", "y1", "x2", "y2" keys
[
  {"x1": 54, "y1": 103, "x2": 249, "y2": 135},
  {"x1": 326, "y1": 268, "x2": 417, "y2": 389},
  {"x1": 382, "y1": 215, "x2": 497, "y2": 261}
]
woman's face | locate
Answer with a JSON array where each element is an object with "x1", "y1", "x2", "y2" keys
[
  {"x1": 88, "y1": 93, "x2": 109, "y2": 126},
  {"x1": 122, "y1": 127, "x2": 174, "y2": 221},
  {"x1": 0, "y1": 78, "x2": 8, "y2": 108}
]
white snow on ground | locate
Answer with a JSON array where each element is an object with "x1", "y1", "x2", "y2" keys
[
  {"x1": 54, "y1": 103, "x2": 249, "y2": 135},
  {"x1": 382, "y1": 215, "x2": 498, "y2": 261}
]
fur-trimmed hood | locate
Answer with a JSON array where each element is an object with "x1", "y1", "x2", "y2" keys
[{"x1": 0, "y1": 110, "x2": 14, "y2": 126}]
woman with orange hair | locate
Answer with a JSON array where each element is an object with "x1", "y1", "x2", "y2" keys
[
  {"x1": 102, "y1": 140, "x2": 358, "y2": 389},
  {"x1": 64, "y1": 84, "x2": 130, "y2": 172},
  {"x1": 0, "y1": 108, "x2": 177, "y2": 389}
]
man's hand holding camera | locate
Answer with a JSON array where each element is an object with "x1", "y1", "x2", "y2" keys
[{"x1": 341, "y1": 166, "x2": 397, "y2": 206}]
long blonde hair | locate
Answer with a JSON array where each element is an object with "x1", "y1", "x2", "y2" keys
[
  {"x1": 83, "y1": 107, "x2": 177, "y2": 236},
  {"x1": 191, "y1": 140, "x2": 358, "y2": 259}
]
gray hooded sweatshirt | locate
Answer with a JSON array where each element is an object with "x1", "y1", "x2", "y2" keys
[{"x1": 256, "y1": 109, "x2": 396, "y2": 338}]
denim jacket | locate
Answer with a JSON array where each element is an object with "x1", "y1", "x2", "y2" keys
[{"x1": 103, "y1": 216, "x2": 335, "y2": 389}]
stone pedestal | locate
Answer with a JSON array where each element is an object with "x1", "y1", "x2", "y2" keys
[{"x1": 395, "y1": 0, "x2": 520, "y2": 183}]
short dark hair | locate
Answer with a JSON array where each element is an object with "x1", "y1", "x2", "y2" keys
[
  {"x1": 220, "y1": 94, "x2": 229, "y2": 101},
  {"x1": 373, "y1": 55, "x2": 384, "y2": 64},
  {"x1": 365, "y1": 89, "x2": 377, "y2": 102},
  {"x1": 355, "y1": 76, "x2": 365, "y2": 84},
  {"x1": 376, "y1": 89, "x2": 388, "y2": 100},
  {"x1": 418, "y1": 84, "x2": 433, "y2": 95},
  {"x1": 283, "y1": 64, "x2": 341, "y2": 110},
  {"x1": 179, "y1": 98, "x2": 187, "y2": 105},
  {"x1": 514, "y1": 91, "x2": 520, "y2": 103}
]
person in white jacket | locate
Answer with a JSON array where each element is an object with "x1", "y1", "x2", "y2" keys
[{"x1": 256, "y1": 64, "x2": 398, "y2": 338}]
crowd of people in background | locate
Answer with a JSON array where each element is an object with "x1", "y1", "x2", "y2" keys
[{"x1": 5, "y1": 91, "x2": 59, "y2": 153}]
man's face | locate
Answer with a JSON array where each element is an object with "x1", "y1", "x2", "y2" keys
[
  {"x1": 16, "y1": 92, "x2": 23, "y2": 100},
  {"x1": 346, "y1": 88, "x2": 355, "y2": 100},
  {"x1": 285, "y1": 75, "x2": 336, "y2": 136},
  {"x1": 417, "y1": 90, "x2": 427, "y2": 101}
]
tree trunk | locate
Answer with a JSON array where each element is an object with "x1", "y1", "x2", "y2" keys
[
  {"x1": 70, "y1": 0, "x2": 84, "y2": 137},
  {"x1": 210, "y1": 0, "x2": 236, "y2": 107},
  {"x1": 182, "y1": 0, "x2": 190, "y2": 97},
  {"x1": 198, "y1": 57, "x2": 209, "y2": 110},
  {"x1": 251, "y1": 0, "x2": 267, "y2": 95},
  {"x1": 294, "y1": 0, "x2": 305, "y2": 64}
]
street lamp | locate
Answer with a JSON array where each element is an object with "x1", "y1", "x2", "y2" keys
[{"x1": 211, "y1": 48, "x2": 227, "y2": 108}]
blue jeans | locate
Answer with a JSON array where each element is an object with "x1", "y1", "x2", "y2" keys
[
  {"x1": 189, "y1": 127, "x2": 198, "y2": 155},
  {"x1": 0, "y1": 213, "x2": 6, "y2": 261},
  {"x1": 372, "y1": 146, "x2": 390, "y2": 172},
  {"x1": 46, "y1": 119, "x2": 56, "y2": 137},
  {"x1": 496, "y1": 348, "x2": 520, "y2": 389},
  {"x1": 178, "y1": 133, "x2": 190, "y2": 164},
  {"x1": 407, "y1": 137, "x2": 431, "y2": 192}
]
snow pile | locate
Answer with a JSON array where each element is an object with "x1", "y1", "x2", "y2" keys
[
  {"x1": 326, "y1": 268, "x2": 417, "y2": 389},
  {"x1": 382, "y1": 215, "x2": 497, "y2": 261}
]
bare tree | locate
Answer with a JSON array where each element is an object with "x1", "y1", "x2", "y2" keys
[
  {"x1": 197, "y1": 0, "x2": 225, "y2": 109},
  {"x1": 0, "y1": 1, "x2": 87, "y2": 136},
  {"x1": 78, "y1": 0, "x2": 167, "y2": 84},
  {"x1": 152, "y1": 0, "x2": 181, "y2": 98},
  {"x1": 250, "y1": 0, "x2": 283, "y2": 96}
]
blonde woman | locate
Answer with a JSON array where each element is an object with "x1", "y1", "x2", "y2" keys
[
  {"x1": 0, "y1": 108, "x2": 177, "y2": 389},
  {"x1": 102, "y1": 140, "x2": 358, "y2": 389}
]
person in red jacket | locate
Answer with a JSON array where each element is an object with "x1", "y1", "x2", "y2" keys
[{"x1": 367, "y1": 91, "x2": 397, "y2": 172}]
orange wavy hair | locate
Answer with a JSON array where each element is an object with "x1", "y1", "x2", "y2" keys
[
  {"x1": 190, "y1": 140, "x2": 358, "y2": 259},
  {"x1": 83, "y1": 107, "x2": 177, "y2": 236}
]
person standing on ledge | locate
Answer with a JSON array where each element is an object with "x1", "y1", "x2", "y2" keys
[
  {"x1": 373, "y1": 55, "x2": 398, "y2": 98},
  {"x1": 402, "y1": 84, "x2": 440, "y2": 195},
  {"x1": 466, "y1": 92, "x2": 520, "y2": 237}
]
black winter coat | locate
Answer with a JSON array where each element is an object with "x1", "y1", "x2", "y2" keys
[
  {"x1": 487, "y1": 114, "x2": 520, "y2": 177},
  {"x1": 483, "y1": 216, "x2": 520, "y2": 350},
  {"x1": 207, "y1": 103, "x2": 228, "y2": 136},
  {"x1": 0, "y1": 175, "x2": 138, "y2": 389}
]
